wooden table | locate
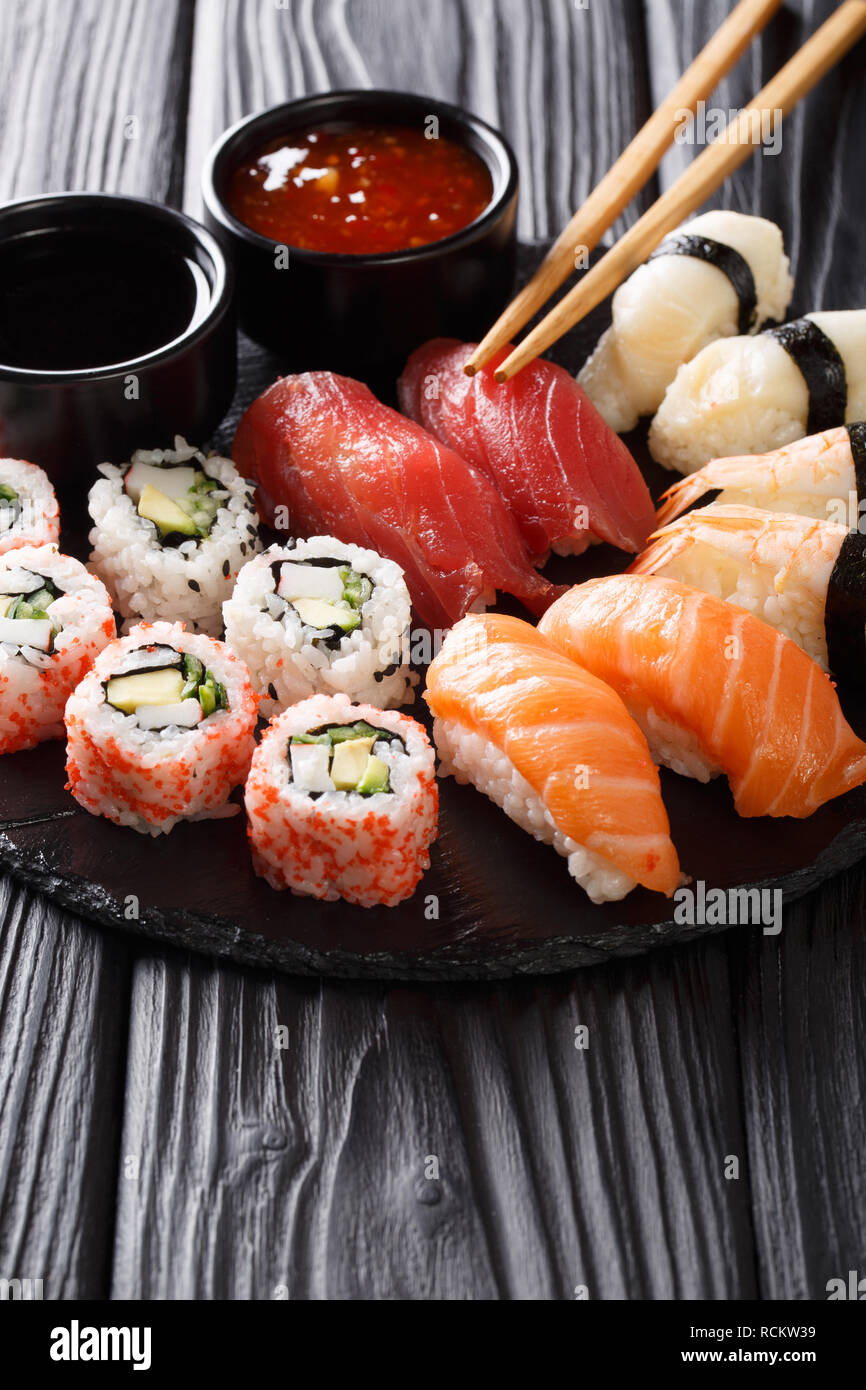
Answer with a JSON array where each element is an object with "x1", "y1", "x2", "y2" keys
[{"x1": 1, "y1": 0, "x2": 864, "y2": 1300}]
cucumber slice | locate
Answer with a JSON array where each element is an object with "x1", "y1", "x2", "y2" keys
[
  {"x1": 0, "y1": 483, "x2": 18, "y2": 504},
  {"x1": 291, "y1": 732, "x2": 332, "y2": 746},
  {"x1": 357, "y1": 754, "x2": 390, "y2": 795},
  {"x1": 199, "y1": 682, "x2": 217, "y2": 717}
]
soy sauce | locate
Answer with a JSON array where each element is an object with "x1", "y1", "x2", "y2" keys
[{"x1": 0, "y1": 230, "x2": 209, "y2": 371}]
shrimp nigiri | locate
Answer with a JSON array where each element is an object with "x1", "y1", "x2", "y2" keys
[
  {"x1": 630, "y1": 503, "x2": 866, "y2": 681},
  {"x1": 424, "y1": 612, "x2": 680, "y2": 901},
  {"x1": 539, "y1": 574, "x2": 866, "y2": 820},
  {"x1": 656, "y1": 424, "x2": 866, "y2": 528}
]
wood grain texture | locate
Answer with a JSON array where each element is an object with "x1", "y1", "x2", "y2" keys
[
  {"x1": 1, "y1": 0, "x2": 865, "y2": 1302},
  {"x1": 0, "y1": 880, "x2": 132, "y2": 1298}
]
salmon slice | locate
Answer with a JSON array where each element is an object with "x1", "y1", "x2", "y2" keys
[
  {"x1": 398, "y1": 339, "x2": 657, "y2": 559},
  {"x1": 232, "y1": 372, "x2": 560, "y2": 629},
  {"x1": 539, "y1": 574, "x2": 866, "y2": 818},
  {"x1": 424, "y1": 612, "x2": 680, "y2": 897}
]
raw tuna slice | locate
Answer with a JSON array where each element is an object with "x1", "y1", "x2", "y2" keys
[
  {"x1": 398, "y1": 339, "x2": 656, "y2": 560},
  {"x1": 232, "y1": 372, "x2": 561, "y2": 629}
]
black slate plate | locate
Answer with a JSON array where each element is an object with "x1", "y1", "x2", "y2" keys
[{"x1": 2, "y1": 242, "x2": 865, "y2": 980}]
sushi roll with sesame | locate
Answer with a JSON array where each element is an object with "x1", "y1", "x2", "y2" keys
[
  {"x1": 223, "y1": 538, "x2": 415, "y2": 716},
  {"x1": 88, "y1": 436, "x2": 262, "y2": 635},
  {"x1": 0, "y1": 545, "x2": 115, "y2": 754},
  {"x1": 0, "y1": 459, "x2": 61, "y2": 555},
  {"x1": 65, "y1": 621, "x2": 258, "y2": 835},
  {"x1": 245, "y1": 693, "x2": 437, "y2": 907}
]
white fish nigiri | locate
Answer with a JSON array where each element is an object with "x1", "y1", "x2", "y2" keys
[
  {"x1": 649, "y1": 310, "x2": 866, "y2": 474},
  {"x1": 630, "y1": 502, "x2": 852, "y2": 672},
  {"x1": 577, "y1": 210, "x2": 793, "y2": 433}
]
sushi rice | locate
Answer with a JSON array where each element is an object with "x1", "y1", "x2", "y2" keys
[
  {"x1": 0, "y1": 544, "x2": 115, "y2": 754},
  {"x1": 245, "y1": 693, "x2": 438, "y2": 907},
  {"x1": 0, "y1": 459, "x2": 61, "y2": 554},
  {"x1": 65, "y1": 620, "x2": 258, "y2": 835},
  {"x1": 223, "y1": 537, "x2": 415, "y2": 716},
  {"x1": 88, "y1": 436, "x2": 262, "y2": 635},
  {"x1": 433, "y1": 719, "x2": 639, "y2": 902}
]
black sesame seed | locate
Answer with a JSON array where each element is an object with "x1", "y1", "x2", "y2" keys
[
  {"x1": 188, "y1": 579, "x2": 200, "y2": 592},
  {"x1": 383, "y1": 663, "x2": 397, "y2": 677},
  {"x1": 222, "y1": 559, "x2": 230, "y2": 577},
  {"x1": 373, "y1": 670, "x2": 384, "y2": 683},
  {"x1": 240, "y1": 542, "x2": 247, "y2": 555},
  {"x1": 268, "y1": 683, "x2": 278, "y2": 702}
]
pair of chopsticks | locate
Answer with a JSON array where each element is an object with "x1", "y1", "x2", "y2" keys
[{"x1": 468, "y1": 0, "x2": 866, "y2": 383}]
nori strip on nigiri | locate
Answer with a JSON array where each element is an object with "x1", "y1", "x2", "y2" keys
[
  {"x1": 649, "y1": 234, "x2": 758, "y2": 333},
  {"x1": 826, "y1": 530, "x2": 866, "y2": 686},
  {"x1": 767, "y1": 318, "x2": 848, "y2": 434}
]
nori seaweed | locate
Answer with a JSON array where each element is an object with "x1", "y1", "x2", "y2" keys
[
  {"x1": 826, "y1": 530, "x2": 866, "y2": 684},
  {"x1": 648, "y1": 234, "x2": 758, "y2": 333},
  {"x1": 766, "y1": 318, "x2": 847, "y2": 434}
]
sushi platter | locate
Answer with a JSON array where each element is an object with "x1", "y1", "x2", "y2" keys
[{"x1": 3, "y1": 10, "x2": 866, "y2": 980}]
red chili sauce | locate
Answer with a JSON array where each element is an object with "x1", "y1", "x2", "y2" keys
[{"x1": 225, "y1": 124, "x2": 494, "y2": 255}]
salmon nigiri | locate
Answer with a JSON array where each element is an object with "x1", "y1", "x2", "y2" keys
[
  {"x1": 539, "y1": 574, "x2": 866, "y2": 819},
  {"x1": 398, "y1": 339, "x2": 656, "y2": 560},
  {"x1": 424, "y1": 613, "x2": 680, "y2": 900},
  {"x1": 232, "y1": 372, "x2": 559, "y2": 630}
]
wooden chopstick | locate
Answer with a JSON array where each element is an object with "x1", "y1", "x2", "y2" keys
[
  {"x1": 493, "y1": 0, "x2": 866, "y2": 383},
  {"x1": 465, "y1": 0, "x2": 784, "y2": 375}
]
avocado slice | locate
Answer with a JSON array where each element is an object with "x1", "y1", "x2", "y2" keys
[
  {"x1": 330, "y1": 737, "x2": 375, "y2": 790},
  {"x1": 137, "y1": 484, "x2": 198, "y2": 537},
  {"x1": 291, "y1": 597, "x2": 360, "y2": 633},
  {"x1": 106, "y1": 667, "x2": 185, "y2": 713},
  {"x1": 356, "y1": 754, "x2": 390, "y2": 795}
]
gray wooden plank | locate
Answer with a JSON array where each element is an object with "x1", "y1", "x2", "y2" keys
[
  {"x1": 111, "y1": 935, "x2": 753, "y2": 1299},
  {"x1": 0, "y1": 881, "x2": 131, "y2": 1298},
  {"x1": 0, "y1": 0, "x2": 197, "y2": 1298},
  {"x1": 731, "y1": 863, "x2": 866, "y2": 1299}
]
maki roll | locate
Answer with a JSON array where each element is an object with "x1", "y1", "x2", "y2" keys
[
  {"x1": 649, "y1": 310, "x2": 866, "y2": 474},
  {"x1": 245, "y1": 693, "x2": 437, "y2": 907},
  {"x1": 223, "y1": 538, "x2": 415, "y2": 716},
  {"x1": 425, "y1": 612, "x2": 680, "y2": 902},
  {"x1": 0, "y1": 545, "x2": 115, "y2": 754},
  {"x1": 578, "y1": 211, "x2": 793, "y2": 433},
  {"x1": 0, "y1": 459, "x2": 61, "y2": 554},
  {"x1": 88, "y1": 436, "x2": 262, "y2": 635},
  {"x1": 65, "y1": 621, "x2": 258, "y2": 835}
]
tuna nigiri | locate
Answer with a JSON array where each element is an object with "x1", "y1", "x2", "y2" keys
[
  {"x1": 539, "y1": 574, "x2": 866, "y2": 819},
  {"x1": 398, "y1": 338, "x2": 656, "y2": 559},
  {"x1": 232, "y1": 372, "x2": 559, "y2": 630},
  {"x1": 630, "y1": 503, "x2": 866, "y2": 680},
  {"x1": 424, "y1": 612, "x2": 680, "y2": 901},
  {"x1": 656, "y1": 423, "x2": 866, "y2": 528}
]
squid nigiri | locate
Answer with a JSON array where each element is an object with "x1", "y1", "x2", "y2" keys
[
  {"x1": 649, "y1": 311, "x2": 866, "y2": 474},
  {"x1": 630, "y1": 503, "x2": 866, "y2": 681},
  {"x1": 232, "y1": 372, "x2": 561, "y2": 629},
  {"x1": 578, "y1": 210, "x2": 793, "y2": 433},
  {"x1": 398, "y1": 338, "x2": 656, "y2": 559},
  {"x1": 424, "y1": 612, "x2": 680, "y2": 901},
  {"x1": 538, "y1": 574, "x2": 866, "y2": 819},
  {"x1": 656, "y1": 423, "x2": 866, "y2": 528}
]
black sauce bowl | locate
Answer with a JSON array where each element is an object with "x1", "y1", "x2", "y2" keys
[
  {"x1": 0, "y1": 193, "x2": 236, "y2": 517},
  {"x1": 202, "y1": 89, "x2": 518, "y2": 389}
]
